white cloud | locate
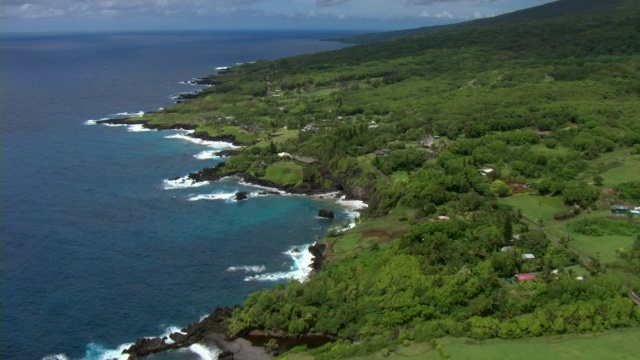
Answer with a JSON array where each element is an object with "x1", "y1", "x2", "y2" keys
[
  {"x1": 1, "y1": 0, "x2": 556, "y2": 28},
  {"x1": 3, "y1": 3, "x2": 65, "y2": 18},
  {"x1": 435, "y1": 10, "x2": 454, "y2": 19},
  {"x1": 316, "y1": 0, "x2": 349, "y2": 6}
]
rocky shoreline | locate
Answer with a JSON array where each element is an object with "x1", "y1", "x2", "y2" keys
[
  {"x1": 122, "y1": 243, "x2": 332, "y2": 360},
  {"x1": 124, "y1": 307, "x2": 235, "y2": 359},
  {"x1": 96, "y1": 117, "x2": 363, "y2": 359}
]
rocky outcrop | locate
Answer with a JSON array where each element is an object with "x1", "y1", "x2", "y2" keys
[
  {"x1": 188, "y1": 163, "x2": 230, "y2": 183},
  {"x1": 216, "y1": 149, "x2": 241, "y2": 157},
  {"x1": 123, "y1": 307, "x2": 234, "y2": 359},
  {"x1": 235, "y1": 192, "x2": 248, "y2": 201},
  {"x1": 191, "y1": 131, "x2": 242, "y2": 146},
  {"x1": 318, "y1": 209, "x2": 335, "y2": 219},
  {"x1": 96, "y1": 118, "x2": 199, "y2": 131},
  {"x1": 308, "y1": 243, "x2": 327, "y2": 273},
  {"x1": 218, "y1": 350, "x2": 235, "y2": 360}
]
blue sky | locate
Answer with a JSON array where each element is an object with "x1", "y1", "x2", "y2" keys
[{"x1": 2, "y1": 0, "x2": 556, "y2": 33}]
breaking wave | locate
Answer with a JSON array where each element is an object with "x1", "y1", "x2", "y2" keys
[
  {"x1": 127, "y1": 124, "x2": 154, "y2": 132},
  {"x1": 193, "y1": 150, "x2": 223, "y2": 160},
  {"x1": 163, "y1": 176, "x2": 209, "y2": 190},
  {"x1": 188, "y1": 192, "x2": 237, "y2": 202},
  {"x1": 227, "y1": 265, "x2": 267, "y2": 273},
  {"x1": 114, "y1": 111, "x2": 144, "y2": 117},
  {"x1": 165, "y1": 133, "x2": 241, "y2": 149},
  {"x1": 244, "y1": 244, "x2": 314, "y2": 283}
]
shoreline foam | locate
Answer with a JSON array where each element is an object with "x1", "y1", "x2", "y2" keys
[
  {"x1": 244, "y1": 243, "x2": 315, "y2": 283},
  {"x1": 163, "y1": 176, "x2": 210, "y2": 190}
]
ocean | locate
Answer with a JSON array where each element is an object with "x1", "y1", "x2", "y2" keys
[{"x1": 1, "y1": 30, "x2": 356, "y2": 360}]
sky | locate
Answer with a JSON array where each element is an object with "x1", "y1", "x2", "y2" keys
[{"x1": 2, "y1": 0, "x2": 557, "y2": 33}]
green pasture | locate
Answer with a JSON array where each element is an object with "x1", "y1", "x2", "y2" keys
[
  {"x1": 499, "y1": 194, "x2": 566, "y2": 222},
  {"x1": 390, "y1": 171, "x2": 409, "y2": 184},
  {"x1": 544, "y1": 211, "x2": 637, "y2": 263},
  {"x1": 256, "y1": 129, "x2": 300, "y2": 147},
  {"x1": 261, "y1": 161, "x2": 303, "y2": 187},
  {"x1": 598, "y1": 159, "x2": 640, "y2": 187},
  {"x1": 283, "y1": 329, "x2": 640, "y2": 360},
  {"x1": 325, "y1": 208, "x2": 412, "y2": 257},
  {"x1": 343, "y1": 328, "x2": 640, "y2": 360}
]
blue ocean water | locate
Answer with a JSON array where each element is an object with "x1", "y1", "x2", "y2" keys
[{"x1": 1, "y1": 31, "x2": 354, "y2": 360}]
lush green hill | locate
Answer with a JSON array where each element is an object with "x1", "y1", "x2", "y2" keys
[{"x1": 122, "y1": 0, "x2": 640, "y2": 358}]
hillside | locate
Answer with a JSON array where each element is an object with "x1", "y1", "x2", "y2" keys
[{"x1": 116, "y1": 0, "x2": 640, "y2": 358}]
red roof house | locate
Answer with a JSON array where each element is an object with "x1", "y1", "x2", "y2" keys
[{"x1": 515, "y1": 273, "x2": 537, "y2": 282}]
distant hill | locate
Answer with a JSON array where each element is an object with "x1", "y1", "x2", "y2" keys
[{"x1": 328, "y1": 0, "x2": 640, "y2": 44}]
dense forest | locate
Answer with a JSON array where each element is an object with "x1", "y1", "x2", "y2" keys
[{"x1": 122, "y1": 0, "x2": 640, "y2": 357}]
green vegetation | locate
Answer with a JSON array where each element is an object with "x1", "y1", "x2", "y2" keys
[
  {"x1": 499, "y1": 195, "x2": 566, "y2": 222},
  {"x1": 120, "y1": 0, "x2": 640, "y2": 357},
  {"x1": 299, "y1": 329, "x2": 640, "y2": 360},
  {"x1": 262, "y1": 161, "x2": 304, "y2": 187}
]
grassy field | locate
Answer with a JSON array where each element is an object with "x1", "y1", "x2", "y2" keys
[
  {"x1": 325, "y1": 208, "x2": 413, "y2": 257},
  {"x1": 311, "y1": 328, "x2": 640, "y2": 360},
  {"x1": 195, "y1": 125, "x2": 261, "y2": 144},
  {"x1": 390, "y1": 171, "x2": 409, "y2": 184},
  {"x1": 499, "y1": 195, "x2": 636, "y2": 263},
  {"x1": 256, "y1": 129, "x2": 300, "y2": 147},
  {"x1": 499, "y1": 194, "x2": 567, "y2": 222},
  {"x1": 261, "y1": 161, "x2": 303, "y2": 187},
  {"x1": 598, "y1": 159, "x2": 640, "y2": 187},
  {"x1": 544, "y1": 210, "x2": 637, "y2": 263}
]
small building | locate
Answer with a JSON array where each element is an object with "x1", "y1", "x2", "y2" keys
[
  {"x1": 374, "y1": 148, "x2": 391, "y2": 156},
  {"x1": 500, "y1": 246, "x2": 514, "y2": 252},
  {"x1": 420, "y1": 135, "x2": 439, "y2": 147},
  {"x1": 522, "y1": 253, "x2": 536, "y2": 260},
  {"x1": 611, "y1": 205, "x2": 631, "y2": 215},
  {"x1": 478, "y1": 168, "x2": 494, "y2": 176},
  {"x1": 437, "y1": 216, "x2": 450, "y2": 221},
  {"x1": 515, "y1": 273, "x2": 537, "y2": 282},
  {"x1": 293, "y1": 156, "x2": 317, "y2": 165},
  {"x1": 302, "y1": 124, "x2": 319, "y2": 132}
]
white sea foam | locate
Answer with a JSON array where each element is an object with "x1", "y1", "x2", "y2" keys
[
  {"x1": 171, "y1": 91, "x2": 197, "y2": 100},
  {"x1": 310, "y1": 191, "x2": 341, "y2": 199},
  {"x1": 165, "y1": 133, "x2": 241, "y2": 149},
  {"x1": 227, "y1": 265, "x2": 266, "y2": 273},
  {"x1": 216, "y1": 66, "x2": 229, "y2": 71},
  {"x1": 76, "y1": 324, "x2": 194, "y2": 360},
  {"x1": 237, "y1": 179, "x2": 288, "y2": 195},
  {"x1": 193, "y1": 150, "x2": 223, "y2": 160},
  {"x1": 84, "y1": 119, "x2": 98, "y2": 125},
  {"x1": 102, "y1": 123, "x2": 128, "y2": 127},
  {"x1": 163, "y1": 176, "x2": 209, "y2": 190},
  {"x1": 179, "y1": 79, "x2": 203, "y2": 86},
  {"x1": 188, "y1": 192, "x2": 237, "y2": 202},
  {"x1": 127, "y1": 124, "x2": 154, "y2": 132},
  {"x1": 187, "y1": 343, "x2": 221, "y2": 360},
  {"x1": 83, "y1": 342, "x2": 133, "y2": 360},
  {"x1": 337, "y1": 196, "x2": 369, "y2": 210},
  {"x1": 42, "y1": 355, "x2": 70, "y2": 360},
  {"x1": 114, "y1": 111, "x2": 145, "y2": 117},
  {"x1": 245, "y1": 244, "x2": 315, "y2": 283},
  {"x1": 160, "y1": 326, "x2": 186, "y2": 345},
  {"x1": 332, "y1": 195, "x2": 368, "y2": 231}
]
